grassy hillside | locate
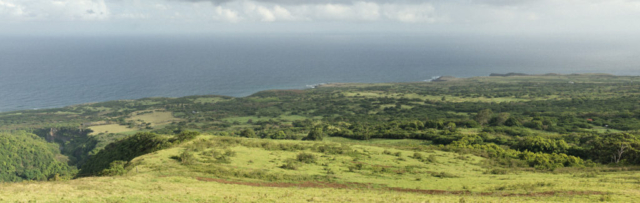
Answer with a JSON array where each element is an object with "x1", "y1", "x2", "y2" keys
[{"x1": 1, "y1": 134, "x2": 638, "y2": 202}]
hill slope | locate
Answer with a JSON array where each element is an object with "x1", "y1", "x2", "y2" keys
[{"x1": 2, "y1": 134, "x2": 637, "y2": 202}]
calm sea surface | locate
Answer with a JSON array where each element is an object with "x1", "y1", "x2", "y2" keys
[{"x1": 1, "y1": 34, "x2": 639, "y2": 112}]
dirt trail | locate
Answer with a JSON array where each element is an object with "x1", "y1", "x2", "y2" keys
[{"x1": 194, "y1": 177, "x2": 605, "y2": 197}]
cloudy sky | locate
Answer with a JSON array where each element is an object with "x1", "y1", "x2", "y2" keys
[{"x1": 1, "y1": 0, "x2": 640, "y2": 35}]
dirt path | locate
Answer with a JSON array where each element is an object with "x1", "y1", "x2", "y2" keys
[{"x1": 194, "y1": 177, "x2": 605, "y2": 197}]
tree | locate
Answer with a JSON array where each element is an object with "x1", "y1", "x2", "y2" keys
[
  {"x1": 270, "y1": 131, "x2": 286, "y2": 139},
  {"x1": 489, "y1": 113, "x2": 510, "y2": 126},
  {"x1": 612, "y1": 142, "x2": 627, "y2": 164},
  {"x1": 304, "y1": 127, "x2": 324, "y2": 141},
  {"x1": 475, "y1": 109, "x2": 493, "y2": 126},
  {"x1": 240, "y1": 128, "x2": 256, "y2": 138},
  {"x1": 586, "y1": 133, "x2": 638, "y2": 164},
  {"x1": 504, "y1": 117, "x2": 521, "y2": 127},
  {"x1": 173, "y1": 131, "x2": 200, "y2": 142},
  {"x1": 445, "y1": 122, "x2": 457, "y2": 133},
  {"x1": 517, "y1": 136, "x2": 568, "y2": 154}
]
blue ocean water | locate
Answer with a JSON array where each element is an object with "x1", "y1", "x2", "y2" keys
[{"x1": 1, "y1": 34, "x2": 639, "y2": 112}]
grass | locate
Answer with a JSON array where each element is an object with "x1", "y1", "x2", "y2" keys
[
  {"x1": 193, "y1": 97, "x2": 231, "y2": 104},
  {"x1": 127, "y1": 110, "x2": 182, "y2": 127},
  {"x1": 343, "y1": 91, "x2": 542, "y2": 103},
  {"x1": 3, "y1": 175, "x2": 594, "y2": 203},
  {"x1": 88, "y1": 124, "x2": 136, "y2": 135},
  {"x1": 2, "y1": 135, "x2": 640, "y2": 202},
  {"x1": 223, "y1": 114, "x2": 312, "y2": 124},
  {"x1": 325, "y1": 137, "x2": 432, "y2": 147}
]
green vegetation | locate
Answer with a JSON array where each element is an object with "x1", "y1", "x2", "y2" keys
[
  {"x1": 0, "y1": 132, "x2": 74, "y2": 182},
  {"x1": 3, "y1": 73, "x2": 640, "y2": 201}
]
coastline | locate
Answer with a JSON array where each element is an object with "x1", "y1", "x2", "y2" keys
[{"x1": 0, "y1": 72, "x2": 636, "y2": 114}]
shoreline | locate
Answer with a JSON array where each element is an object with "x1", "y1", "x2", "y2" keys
[{"x1": 0, "y1": 72, "x2": 636, "y2": 114}]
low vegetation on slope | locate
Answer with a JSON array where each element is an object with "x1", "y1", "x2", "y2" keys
[{"x1": 2, "y1": 134, "x2": 640, "y2": 202}]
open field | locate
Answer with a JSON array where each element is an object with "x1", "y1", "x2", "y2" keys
[
  {"x1": 127, "y1": 110, "x2": 183, "y2": 127},
  {"x1": 88, "y1": 124, "x2": 136, "y2": 135},
  {"x1": 3, "y1": 174, "x2": 607, "y2": 203}
]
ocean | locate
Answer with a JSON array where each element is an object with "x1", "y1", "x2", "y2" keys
[{"x1": 1, "y1": 34, "x2": 639, "y2": 112}]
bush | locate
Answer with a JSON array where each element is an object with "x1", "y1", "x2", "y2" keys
[
  {"x1": 280, "y1": 159, "x2": 299, "y2": 170},
  {"x1": 173, "y1": 131, "x2": 200, "y2": 143},
  {"x1": 297, "y1": 152, "x2": 317, "y2": 164},
  {"x1": 100, "y1": 160, "x2": 128, "y2": 176},
  {"x1": 426, "y1": 155, "x2": 438, "y2": 163},
  {"x1": 303, "y1": 128, "x2": 324, "y2": 141},
  {"x1": 486, "y1": 168, "x2": 509, "y2": 175},
  {"x1": 412, "y1": 152, "x2": 424, "y2": 160},
  {"x1": 432, "y1": 171, "x2": 458, "y2": 178},
  {"x1": 240, "y1": 128, "x2": 256, "y2": 138},
  {"x1": 180, "y1": 150, "x2": 195, "y2": 165}
]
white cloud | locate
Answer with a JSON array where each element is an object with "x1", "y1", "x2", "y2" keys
[
  {"x1": 256, "y1": 5, "x2": 275, "y2": 21},
  {"x1": 381, "y1": 3, "x2": 436, "y2": 23},
  {"x1": 0, "y1": 1, "x2": 25, "y2": 18},
  {"x1": 0, "y1": 0, "x2": 110, "y2": 21},
  {"x1": 353, "y1": 2, "x2": 380, "y2": 21},
  {"x1": 214, "y1": 6, "x2": 241, "y2": 22},
  {"x1": 272, "y1": 5, "x2": 293, "y2": 20},
  {"x1": 2, "y1": 0, "x2": 640, "y2": 34}
]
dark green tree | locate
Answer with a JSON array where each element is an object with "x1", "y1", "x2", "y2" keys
[
  {"x1": 240, "y1": 128, "x2": 256, "y2": 138},
  {"x1": 304, "y1": 127, "x2": 324, "y2": 141},
  {"x1": 475, "y1": 109, "x2": 493, "y2": 126}
]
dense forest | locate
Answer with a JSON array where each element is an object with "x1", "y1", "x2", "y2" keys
[{"x1": 0, "y1": 132, "x2": 74, "y2": 181}]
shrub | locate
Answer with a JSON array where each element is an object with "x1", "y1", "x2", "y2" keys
[
  {"x1": 486, "y1": 168, "x2": 508, "y2": 175},
  {"x1": 426, "y1": 155, "x2": 438, "y2": 163},
  {"x1": 172, "y1": 131, "x2": 200, "y2": 143},
  {"x1": 281, "y1": 159, "x2": 299, "y2": 170},
  {"x1": 224, "y1": 149, "x2": 237, "y2": 157},
  {"x1": 412, "y1": 152, "x2": 424, "y2": 160},
  {"x1": 432, "y1": 171, "x2": 458, "y2": 178},
  {"x1": 297, "y1": 152, "x2": 317, "y2": 164},
  {"x1": 240, "y1": 128, "x2": 256, "y2": 138},
  {"x1": 180, "y1": 150, "x2": 195, "y2": 165},
  {"x1": 303, "y1": 128, "x2": 324, "y2": 141},
  {"x1": 100, "y1": 160, "x2": 128, "y2": 176}
]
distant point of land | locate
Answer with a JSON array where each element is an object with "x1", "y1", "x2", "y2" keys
[
  {"x1": 431, "y1": 76, "x2": 459, "y2": 82},
  {"x1": 489, "y1": 72, "x2": 615, "y2": 77},
  {"x1": 489, "y1": 72, "x2": 530, "y2": 77}
]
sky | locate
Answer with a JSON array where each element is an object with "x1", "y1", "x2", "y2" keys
[{"x1": 1, "y1": 0, "x2": 640, "y2": 36}]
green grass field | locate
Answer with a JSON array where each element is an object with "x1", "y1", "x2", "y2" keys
[
  {"x1": 3, "y1": 135, "x2": 638, "y2": 202},
  {"x1": 89, "y1": 124, "x2": 137, "y2": 135},
  {"x1": 127, "y1": 111, "x2": 182, "y2": 127}
]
